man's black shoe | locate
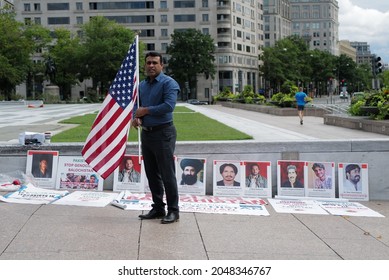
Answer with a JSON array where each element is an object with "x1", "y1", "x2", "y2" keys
[
  {"x1": 139, "y1": 209, "x2": 166, "y2": 220},
  {"x1": 161, "y1": 212, "x2": 179, "y2": 224}
]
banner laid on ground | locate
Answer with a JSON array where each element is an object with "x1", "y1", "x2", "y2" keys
[
  {"x1": 317, "y1": 201, "x2": 384, "y2": 217},
  {"x1": 268, "y1": 198, "x2": 384, "y2": 217},
  {"x1": 268, "y1": 198, "x2": 329, "y2": 215},
  {"x1": 112, "y1": 191, "x2": 270, "y2": 216},
  {"x1": 52, "y1": 191, "x2": 118, "y2": 207},
  {"x1": 0, "y1": 183, "x2": 69, "y2": 204}
]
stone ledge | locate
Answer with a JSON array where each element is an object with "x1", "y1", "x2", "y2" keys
[
  {"x1": 217, "y1": 101, "x2": 326, "y2": 117},
  {"x1": 324, "y1": 115, "x2": 389, "y2": 136}
]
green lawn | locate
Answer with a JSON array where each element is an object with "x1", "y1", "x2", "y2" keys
[{"x1": 51, "y1": 105, "x2": 252, "y2": 142}]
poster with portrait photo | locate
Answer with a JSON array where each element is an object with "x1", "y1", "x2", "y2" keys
[
  {"x1": 277, "y1": 160, "x2": 305, "y2": 197},
  {"x1": 242, "y1": 161, "x2": 272, "y2": 198},
  {"x1": 213, "y1": 160, "x2": 243, "y2": 196},
  {"x1": 176, "y1": 157, "x2": 206, "y2": 195},
  {"x1": 338, "y1": 162, "x2": 369, "y2": 201},
  {"x1": 55, "y1": 156, "x2": 103, "y2": 191},
  {"x1": 26, "y1": 150, "x2": 59, "y2": 189},
  {"x1": 113, "y1": 154, "x2": 143, "y2": 192},
  {"x1": 305, "y1": 161, "x2": 335, "y2": 198}
]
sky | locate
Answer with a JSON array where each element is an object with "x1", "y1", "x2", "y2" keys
[{"x1": 338, "y1": 0, "x2": 389, "y2": 63}]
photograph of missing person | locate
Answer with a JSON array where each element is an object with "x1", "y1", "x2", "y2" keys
[
  {"x1": 177, "y1": 157, "x2": 206, "y2": 195},
  {"x1": 26, "y1": 150, "x2": 59, "y2": 189},
  {"x1": 305, "y1": 161, "x2": 335, "y2": 198},
  {"x1": 213, "y1": 160, "x2": 242, "y2": 196},
  {"x1": 338, "y1": 162, "x2": 369, "y2": 201},
  {"x1": 277, "y1": 160, "x2": 305, "y2": 197},
  {"x1": 113, "y1": 155, "x2": 143, "y2": 192},
  {"x1": 243, "y1": 161, "x2": 272, "y2": 198}
]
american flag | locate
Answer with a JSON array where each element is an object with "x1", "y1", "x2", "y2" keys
[{"x1": 81, "y1": 38, "x2": 138, "y2": 179}]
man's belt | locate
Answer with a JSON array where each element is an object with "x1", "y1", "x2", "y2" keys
[{"x1": 142, "y1": 122, "x2": 173, "y2": 132}]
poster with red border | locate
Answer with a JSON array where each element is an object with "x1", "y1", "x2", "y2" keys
[
  {"x1": 277, "y1": 160, "x2": 305, "y2": 197},
  {"x1": 338, "y1": 162, "x2": 369, "y2": 201},
  {"x1": 242, "y1": 161, "x2": 272, "y2": 198},
  {"x1": 305, "y1": 161, "x2": 335, "y2": 198},
  {"x1": 25, "y1": 150, "x2": 59, "y2": 189},
  {"x1": 213, "y1": 160, "x2": 243, "y2": 196},
  {"x1": 113, "y1": 154, "x2": 143, "y2": 192}
]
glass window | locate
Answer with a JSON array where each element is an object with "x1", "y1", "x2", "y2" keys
[
  {"x1": 76, "y1": 2, "x2": 83, "y2": 10},
  {"x1": 24, "y1": 3, "x2": 31, "y2": 11},
  {"x1": 202, "y1": 14, "x2": 209, "y2": 22},
  {"x1": 160, "y1": 1, "x2": 167, "y2": 9},
  {"x1": 161, "y1": 15, "x2": 168, "y2": 23},
  {"x1": 161, "y1": 29, "x2": 168, "y2": 37}
]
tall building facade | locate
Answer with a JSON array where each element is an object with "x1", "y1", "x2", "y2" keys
[
  {"x1": 13, "y1": 0, "x2": 264, "y2": 100},
  {"x1": 289, "y1": 0, "x2": 339, "y2": 55},
  {"x1": 263, "y1": 0, "x2": 291, "y2": 48}
]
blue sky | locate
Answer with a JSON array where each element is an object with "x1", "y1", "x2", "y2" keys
[{"x1": 338, "y1": 0, "x2": 389, "y2": 62}]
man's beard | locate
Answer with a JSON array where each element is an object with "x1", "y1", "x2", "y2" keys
[{"x1": 181, "y1": 174, "x2": 197, "y2": 185}]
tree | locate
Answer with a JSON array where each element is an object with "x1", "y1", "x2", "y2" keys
[
  {"x1": 167, "y1": 29, "x2": 216, "y2": 100},
  {"x1": 49, "y1": 28, "x2": 83, "y2": 100},
  {"x1": 79, "y1": 16, "x2": 138, "y2": 98},
  {"x1": 0, "y1": 10, "x2": 38, "y2": 100}
]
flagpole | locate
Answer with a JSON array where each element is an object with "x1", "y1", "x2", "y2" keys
[{"x1": 135, "y1": 34, "x2": 141, "y2": 165}]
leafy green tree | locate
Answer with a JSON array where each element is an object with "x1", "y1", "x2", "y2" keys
[
  {"x1": 79, "y1": 16, "x2": 137, "y2": 98},
  {"x1": 167, "y1": 29, "x2": 216, "y2": 100},
  {"x1": 0, "y1": 10, "x2": 39, "y2": 99},
  {"x1": 48, "y1": 28, "x2": 83, "y2": 100}
]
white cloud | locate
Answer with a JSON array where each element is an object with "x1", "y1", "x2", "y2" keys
[{"x1": 338, "y1": 0, "x2": 389, "y2": 62}]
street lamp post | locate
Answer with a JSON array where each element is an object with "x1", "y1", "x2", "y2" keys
[{"x1": 214, "y1": 43, "x2": 219, "y2": 95}]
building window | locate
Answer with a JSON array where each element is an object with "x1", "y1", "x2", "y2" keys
[
  {"x1": 48, "y1": 17, "x2": 70, "y2": 24},
  {"x1": 202, "y1": 14, "x2": 209, "y2": 22},
  {"x1": 161, "y1": 43, "x2": 168, "y2": 51},
  {"x1": 160, "y1": 1, "x2": 167, "y2": 9},
  {"x1": 47, "y1": 3, "x2": 70, "y2": 10},
  {"x1": 146, "y1": 43, "x2": 155, "y2": 51},
  {"x1": 174, "y1": 14, "x2": 196, "y2": 22},
  {"x1": 161, "y1": 29, "x2": 168, "y2": 37},
  {"x1": 24, "y1": 3, "x2": 31, "y2": 11},
  {"x1": 202, "y1": 28, "x2": 209, "y2": 34},
  {"x1": 139, "y1": 29, "x2": 155, "y2": 37},
  {"x1": 24, "y1": 18, "x2": 32, "y2": 25},
  {"x1": 34, "y1": 3, "x2": 41, "y2": 11},
  {"x1": 174, "y1": 1, "x2": 195, "y2": 8},
  {"x1": 202, "y1": 0, "x2": 208, "y2": 8},
  {"x1": 76, "y1": 17, "x2": 83, "y2": 24},
  {"x1": 34, "y1": 17, "x2": 41, "y2": 25},
  {"x1": 161, "y1": 15, "x2": 168, "y2": 23},
  {"x1": 76, "y1": 2, "x2": 83, "y2": 10}
]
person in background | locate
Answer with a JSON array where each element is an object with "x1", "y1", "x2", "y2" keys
[
  {"x1": 131, "y1": 51, "x2": 180, "y2": 224},
  {"x1": 295, "y1": 87, "x2": 308, "y2": 125}
]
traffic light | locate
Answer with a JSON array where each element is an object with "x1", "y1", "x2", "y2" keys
[{"x1": 375, "y1": 56, "x2": 382, "y2": 74}]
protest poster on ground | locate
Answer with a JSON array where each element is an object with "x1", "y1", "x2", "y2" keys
[
  {"x1": 305, "y1": 161, "x2": 335, "y2": 198},
  {"x1": 317, "y1": 201, "x2": 384, "y2": 217},
  {"x1": 25, "y1": 150, "x2": 59, "y2": 189},
  {"x1": 52, "y1": 191, "x2": 117, "y2": 207},
  {"x1": 213, "y1": 160, "x2": 243, "y2": 196},
  {"x1": 113, "y1": 154, "x2": 143, "y2": 192},
  {"x1": 242, "y1": 161, "x2": 272, "y2": 198},
  {"x1": 338, "y1": 162, "x2": 369, "y2": 201},
  {"x1": 55, "y1": 156, "x2": 103, "y2": 191},
  {"x1": 176, "y1": 157, "x2": 206, "y2": 195},
  {"x1": 112, "y1": 191, "x2": 269, "y2": 216},
  {"x1": 277, "y1": 160, "x2": 306, "y2": 197},
  {"x1": 0, "y1": 183, "x2": 69, "y2": 204},
  {"x1": 268, "y1": 198, "x2": 329, "y2": 215}
]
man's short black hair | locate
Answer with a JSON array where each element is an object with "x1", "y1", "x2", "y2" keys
[
  {"x1": 345, "y1": 164, "x2": 360, "y2": 174},
  {"x1": 145, "y1": 51, "x2": 163, "y2": 64},
  {"x1": 219, "y1": 163, "x2": 238, "y2": 174},
  {"x1": 312, "y1": 162, "x2": 325, "y2": 170}
]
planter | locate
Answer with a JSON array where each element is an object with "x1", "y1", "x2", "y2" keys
[{"x1": 360, "y1": 106, "x2": 379, "y2": 114}]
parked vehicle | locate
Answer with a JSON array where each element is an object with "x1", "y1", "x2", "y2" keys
[{"x1": 187, "y1": 99, "x2": 208, "y2": 105}]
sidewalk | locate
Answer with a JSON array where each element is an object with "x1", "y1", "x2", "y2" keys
[{"x1": 1, "y1": 102, "x2": 389, "y2": 260}]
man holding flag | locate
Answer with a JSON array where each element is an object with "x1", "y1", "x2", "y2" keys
[{"x1": 132, "y1": 52, "x2": 180, "y2": 224}]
